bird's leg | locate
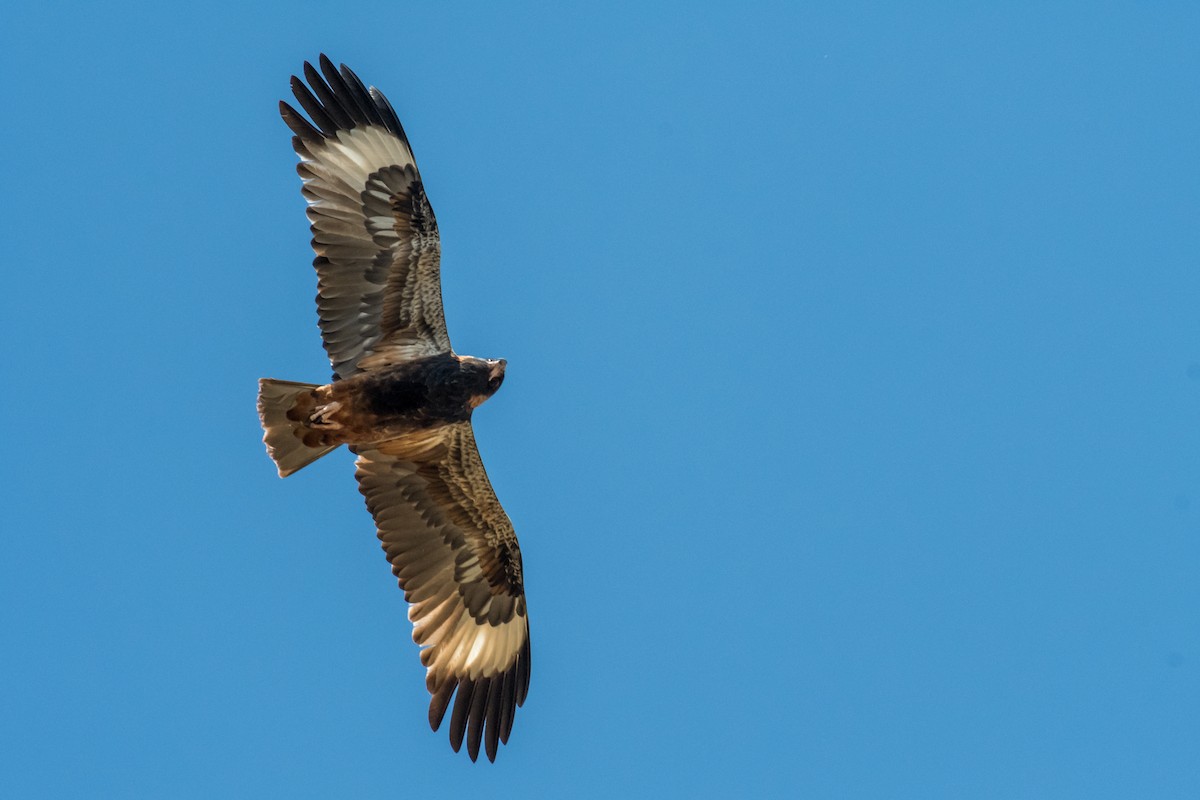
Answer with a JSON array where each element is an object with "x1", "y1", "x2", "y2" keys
[{"x1": 309, "y1": 400, "x2": 344, "y2": 430}]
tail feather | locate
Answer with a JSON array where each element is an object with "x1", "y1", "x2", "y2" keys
[{"x1": 257, "y1": 378, "x2": 339, "y2": 477}]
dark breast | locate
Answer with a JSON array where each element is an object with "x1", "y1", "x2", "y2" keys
[{"x1": 361, "y1": 354, "x2": 473, "y2": 425}]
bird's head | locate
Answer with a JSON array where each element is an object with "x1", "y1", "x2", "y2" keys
[{"x1": 463, "y1": 356, "x2": 507, "y2": 409}]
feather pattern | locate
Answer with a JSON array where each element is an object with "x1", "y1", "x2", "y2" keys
[
  {"x1": 283, "y1": 55, "x2": 450, "y2": 380},
  {"x1": 355, "y1": 422, "x2": 530, "y2": 761}
]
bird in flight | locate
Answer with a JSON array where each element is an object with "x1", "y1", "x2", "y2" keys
[{"x1": 257, "y1": 55, "x2": 530, "y2": 763}]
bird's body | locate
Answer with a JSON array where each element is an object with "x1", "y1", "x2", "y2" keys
[
  {"x1": 257, "y1": 56, "x2": 531, "y2": 763},
  {"x1": 266, "y1": 354, "x2": 506, "y2": 452}
]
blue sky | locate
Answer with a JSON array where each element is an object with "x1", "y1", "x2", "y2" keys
[{"x1": 3, "y1": 2, "x2": 1198, "y2": 797}]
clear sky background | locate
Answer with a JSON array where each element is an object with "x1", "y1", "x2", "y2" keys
[{"x1": 3, "y1": 2, "x2": 1198, "y2": 797}]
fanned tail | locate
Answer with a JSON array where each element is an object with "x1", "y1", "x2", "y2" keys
[{"x1": 257, "y1": 378, "x2": 339, "y2": 477}]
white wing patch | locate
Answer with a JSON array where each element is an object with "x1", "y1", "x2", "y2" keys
[
  {"x1": 416, "y1": 602, "x2": 529, "y2": 683},
  {"x1": 304, "y1": 126, "x2": 416, "y2": 194}
]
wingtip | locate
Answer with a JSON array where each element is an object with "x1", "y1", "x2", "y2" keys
[
  {"x1": 428, "y1": 679, "x2": 454, "y2": 732},
  {"x1": 318, "y1": 53, "x2": 338, "y2": 81}
]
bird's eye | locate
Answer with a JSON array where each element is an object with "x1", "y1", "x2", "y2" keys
[{"x1": 488, "y1": 377, "x2": 501, "y2": 391}]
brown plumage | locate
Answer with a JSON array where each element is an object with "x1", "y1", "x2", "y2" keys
[{"x1": 256, "y1": 55, "x2": 530, "y2": 763}]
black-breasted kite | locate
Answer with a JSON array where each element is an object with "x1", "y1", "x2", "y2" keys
[{"x1": 257, "y1": 56, "x2": 530, "y2": 763}]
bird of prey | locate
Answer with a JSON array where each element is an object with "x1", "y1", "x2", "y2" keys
[{"x1": 257, "y1": 55, "x2": 530, "y2": 763}]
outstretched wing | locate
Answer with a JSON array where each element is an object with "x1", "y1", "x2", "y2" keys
[
  {"x1": 354, "y1": 422, "x2": 531, "y2": 762},
  {"x1": 281, "y1": 55, "x2": 450, "y2": 380}
]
